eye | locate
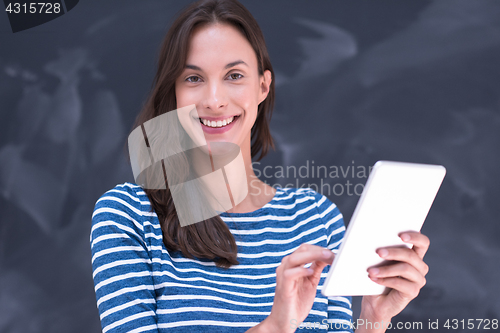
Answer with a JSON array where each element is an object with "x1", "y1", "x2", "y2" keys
[
  {"x1": 227, "y1": 73, "x2": 243, "y2": 80},
  {"x1": 186, "y1": 75, "x2": 202, "y2": 83}
]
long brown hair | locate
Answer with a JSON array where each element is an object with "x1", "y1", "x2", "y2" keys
[{"x1": 128, "y1": 0, "x2": 275, "y2": 268}]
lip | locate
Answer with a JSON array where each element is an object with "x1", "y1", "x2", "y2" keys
[
  {"x1": 194, "y1": 114, "x2": 240, "y2": 121},
  {"x1": 198, "y1": 115, "x2": 240, "y2": 134}
]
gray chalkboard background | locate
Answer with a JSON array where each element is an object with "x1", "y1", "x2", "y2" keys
[{"x1": 1, "y1": 0, "x2": 499, "y2": 332}]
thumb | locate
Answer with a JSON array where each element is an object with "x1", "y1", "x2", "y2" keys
[{"x1": 308, "y1": 260, "x2": 329, "y2": 282}]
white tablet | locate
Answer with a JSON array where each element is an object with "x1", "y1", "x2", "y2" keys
[{"x1": 321, "y1": 160, "x2": 446, "y2": 296}]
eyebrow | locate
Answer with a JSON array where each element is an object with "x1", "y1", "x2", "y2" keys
[{"x1": 185, "y1": 60, "x2": 248, "y2": 71}]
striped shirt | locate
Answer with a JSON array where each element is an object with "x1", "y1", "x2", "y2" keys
[{"x1": 90, "y1": 182, "x2": 354, "y2": 333}]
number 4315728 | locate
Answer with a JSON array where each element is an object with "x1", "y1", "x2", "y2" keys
[
  {"x1": 5, "y1": 2, "x2": 61, "y2": 14},
  {"x1": 444, "y1": 319, "x2": 498, "y2": 330}
]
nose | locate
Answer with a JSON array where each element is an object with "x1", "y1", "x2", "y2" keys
[{"x1": 202, "y1": 80, "x2": 228, "y2": 111}]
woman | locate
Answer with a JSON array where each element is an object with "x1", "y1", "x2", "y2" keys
[{"x1": 90, "y1": 0, "x2": 430, "y2": 332}]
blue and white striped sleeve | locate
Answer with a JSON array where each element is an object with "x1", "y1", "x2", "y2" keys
[
  {"x1": 90, "y1": 184, "x2": 159, "y2": 333},
  {"x1": 315, "y1": 192, "x2": 354, "y2": 333}
]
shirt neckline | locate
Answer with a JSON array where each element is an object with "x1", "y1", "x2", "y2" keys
[{"x1": 218, "y1": 187, "x2": 282, "y2": 217}]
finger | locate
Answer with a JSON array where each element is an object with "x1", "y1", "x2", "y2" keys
[
  {"x1": 294, "y1": 243, "x2": 331, "y2": 255},
  {"x1": 370, "y1": 276, "x2": 421, "y2": 300},
  {"x1": 399, "y1": 231, "x2": 430, "y2": 259},
  {"x1": 377, "y1": 247, "x2": 429, "y2": 276},
  {"x1": 295, "y1": 243, "x2": 315, "y2": 252},
  {"x1": 282, "y1": 266, "x2": 314, "y2": 281},
  {"x1": 307, "y1": 260, "x2": 329, "y2": 280},
  {"x1": 368, "y1": 262, "x2": 426, "y2": 287},
  {"x1": 285, "y1": 246, "x2": 334, "y2": 268},
  {"x1": 308, "y1": 260, "x2": 328, "y2": 273}
]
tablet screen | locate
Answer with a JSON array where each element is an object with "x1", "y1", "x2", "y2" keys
[{"x1": 321, "y1": 160, "x2": 446, "y2": 296}]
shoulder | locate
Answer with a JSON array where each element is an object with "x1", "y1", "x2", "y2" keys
[
  {"x1": 91, "y1": 182, "x2": 151, "y2": 239},
  {"x1": 92, "y1": 182, "x2": 155, "y2": 220},
  {"x1": 93, "y1": 182, "x2": 146, "y2": 210}
]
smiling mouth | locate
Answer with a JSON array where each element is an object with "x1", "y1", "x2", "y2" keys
[{"x1": 199, "y1": 115, "x2": 240, "y2": 128}]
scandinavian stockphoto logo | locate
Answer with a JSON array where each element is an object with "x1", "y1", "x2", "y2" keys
[
  {"x1": 4, "y1": 0, "x2": 79, "y2": 33},
  {"x1": 128, "y1": 105, "x2": 248, "y2": 227}
]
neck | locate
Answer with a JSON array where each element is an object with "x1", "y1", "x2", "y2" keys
[{"x1": 226, "y1": 134, "x2": 276, "y2": 214}]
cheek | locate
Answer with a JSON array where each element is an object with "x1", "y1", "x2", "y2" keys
[
  {"x1": 175, "y1": 84, "x2": 201, "y2": 108},
  {"x1": 230, "y1": 84, "x2": 259, "y2": 113},
  {"x1": 175, "y1": 86, "x2": 190, "y2": 106}
]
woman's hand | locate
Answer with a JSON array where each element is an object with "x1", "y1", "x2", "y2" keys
[
  {"x1": 358, "y1": 231, "x2": 430, "y2": 331},
  {"x1": 254, "y1": 243, "x2": 335, "y2": 333}
]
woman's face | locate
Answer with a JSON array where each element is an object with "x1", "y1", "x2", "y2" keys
[{"x1": 175, "y1": 22, "x2": 271, "y2": 151}]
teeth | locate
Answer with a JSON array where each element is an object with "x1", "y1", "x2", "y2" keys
[{"x1": 200, "y1": 116, "x2": 236, "y2": 128}]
